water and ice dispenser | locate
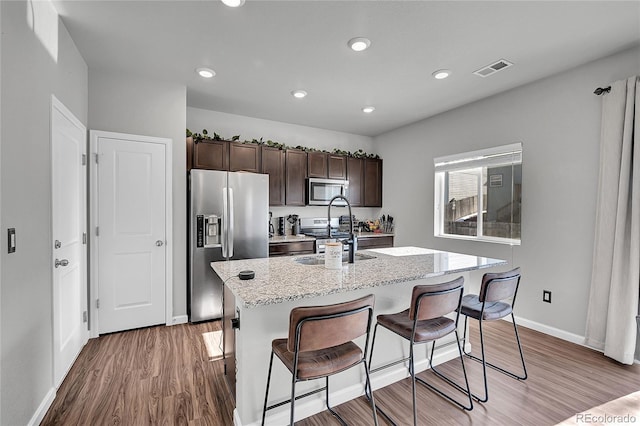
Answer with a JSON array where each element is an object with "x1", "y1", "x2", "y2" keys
[{"x1": 196, "y1": 214, "x2": 221, "y2": 248}]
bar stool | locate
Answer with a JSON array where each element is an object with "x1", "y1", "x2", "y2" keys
[
  {"x1": 261, "y1": 294, "x2": 378, "y2": 426},
  {"x1": 367, "y1": 277, "x2": 473, "y2": 426},
  {"x1": 459, "y1": 267, "x2": 527, "y2": 403}
]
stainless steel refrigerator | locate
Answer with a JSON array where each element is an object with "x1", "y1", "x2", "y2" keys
[{"x1": 189, "y1": 169, "x2": 269, "y2": 322}]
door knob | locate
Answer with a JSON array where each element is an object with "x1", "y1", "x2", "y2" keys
[
  {"x1": 55, "y1": 259, "x2": 69, "y2": 268},
  {"x1": 155, "y1": 240, "x2": 164, "y2": 247}
]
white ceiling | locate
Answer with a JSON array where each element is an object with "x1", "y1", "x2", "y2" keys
[{"x1": 53, "y1": 1, "x2": 640, "y2": 137}]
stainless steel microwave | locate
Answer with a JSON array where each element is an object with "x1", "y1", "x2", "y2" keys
[{"x1": 306, "y1": 178, "x2": 349, "y2": 206}]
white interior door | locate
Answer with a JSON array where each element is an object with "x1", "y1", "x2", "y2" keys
[
  {"x1": 51, "y1": 96, "x2": 88, "y2": 387},
  {"x1": 94, "y1": 132, "x2": 169, "y2": 334}
]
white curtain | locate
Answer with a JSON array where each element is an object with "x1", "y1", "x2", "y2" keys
[{"x1": 585, "y1": 76, "x2": 640, "y2": 365}]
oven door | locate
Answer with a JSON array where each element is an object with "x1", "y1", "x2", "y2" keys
[{"x1": 306, "y1": 179, "x2": 348, "y2": 206}]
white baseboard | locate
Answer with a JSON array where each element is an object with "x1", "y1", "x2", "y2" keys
[
  {"x1": 170, "y1": 315, "x2": 188, "y2": 325},
  {"x1": 234, "y1": 408, "x2": 243, "y2": 426},
  {"x1": 27, "y1": 387, "x2": 56, "y2": 426},
  {"x1": 509, "y1": 315, "x2": 587, "y2": 347},
  {"x1": 507, "y1": 317, "x2": 640, "y2": 364},
  {"x1": 245, "y1": 342, "x2": 462, "y2": 426}
]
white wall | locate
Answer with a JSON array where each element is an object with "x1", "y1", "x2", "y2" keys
[
  {"x1": 374, "y1": 46, "x2": 640, "y2": 338},
  {"x1": 0, "y1": 2, "x2": 3, "y2": 424},
  {"x1": 0, "y1": 1, "x2": 88, "y2": 424},
  {"x1": 187, "y1": 107, "x2": 382, "y2": 224},
  {"x1": 89, "y1": 70, "x2": 187, "y2": 319}
]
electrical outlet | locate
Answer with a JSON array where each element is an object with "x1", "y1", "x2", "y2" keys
[
  {"x1": 7, "y1": 228, "x2": 16, "y2": 253},
  {"x1": 543, "y1": 290, "x2": 552, "y2": 303}
]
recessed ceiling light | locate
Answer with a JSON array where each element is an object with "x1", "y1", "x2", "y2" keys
[
  {"x1": 196, "y1": 67, "x2": 216, "y2": 78},
  {"x1": 291, "y1": 90, "x2": 307, "y2": 99},
  {"x1": 362, "y1": 106, "x2": 375, "y2": 114},
  {"x1": 348, "y1": 37, "x2": 371, "y2": 52},
  {"x1": 432, "y1": 69, "x2": 451, "y2": 80},
  {"x1": 221, "y1": 0, "x2": 245, "y2": 7}
]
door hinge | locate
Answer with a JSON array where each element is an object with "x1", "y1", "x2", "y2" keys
[
  {"x1": 96, "y1": 299, "x2": 100, "y2": 309},
  {"x1": 96, "y1": 226, "x2": 99, "y2": 237},
  {"x1": 83, "y1": 311, "x2": 88, "y2": 323},
  {"x1": 95, "y1": 153, "x2": 99, "y2": 164},
  {"x1": 82, "y1": 232, "x2": 87, "y2": 244},
  {"x1": 82, "y1": 154, "x2": 87, "y2": 166},
  {"x1": 224, "y1": 363, "x2": 227, "y2": 375}
]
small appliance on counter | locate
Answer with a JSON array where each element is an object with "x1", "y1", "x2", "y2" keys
[
  {"x1": 339, "y1": 215, "x2": 356, "y2": 233},
  {"x1": 269, "y1": 211, "x2": 274, "y2": 238},
  {"x1": 277, "y1": 217, "x2": 286, "y2": 236},
  {"x1": 287, "y1": 214, "x2": 300, "y2": 235}
]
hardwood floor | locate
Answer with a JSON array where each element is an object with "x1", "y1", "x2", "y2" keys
[
  {"x1": 41, "y1": 321, "x2": 234, "y2": 426},
  {"x1": 42, "y1": 320, "x2": 640, "y2": 426}
]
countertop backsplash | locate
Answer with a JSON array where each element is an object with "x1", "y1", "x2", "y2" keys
[{"x1": 269, "y1": 206, "x2": 382, "y2": 235}]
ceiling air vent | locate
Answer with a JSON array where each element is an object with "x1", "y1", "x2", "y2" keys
[{"x1": 473, "y1": 59, "x2": 514, "y2": 78}]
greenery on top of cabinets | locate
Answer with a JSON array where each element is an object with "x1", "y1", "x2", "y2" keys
[{"x1": 186, "y1": 128, "x2": 380, "y2": 159}]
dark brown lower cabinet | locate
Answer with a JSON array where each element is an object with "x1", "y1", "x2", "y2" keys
[
  {"x1": 358, "y1": 235, "x2": 394, "y2": 249},
  {"x1": 269, "y1": 240, "x2": 315, "y2": 256}
]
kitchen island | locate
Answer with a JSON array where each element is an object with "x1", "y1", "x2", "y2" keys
[{"x1": 211, "y1": 247, "x2": 505, "y2": 425}]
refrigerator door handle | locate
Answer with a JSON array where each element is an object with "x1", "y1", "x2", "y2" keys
[
  {"x1": 222, "y1": 187, "x2": 228, "y2": 257},
  {"x1": 228, "y1": 188, "x2": 235, "y2": 257}
]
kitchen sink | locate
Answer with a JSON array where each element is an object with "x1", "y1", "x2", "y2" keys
[{"x1": 294, "y1": 253, "x2": 377, "y2": 265}]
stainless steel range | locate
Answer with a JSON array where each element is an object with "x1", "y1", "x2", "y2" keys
[{"x1": 299, "y1": 217, "x2": 350, "y2": 253}]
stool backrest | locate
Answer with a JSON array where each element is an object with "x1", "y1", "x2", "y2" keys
[
  {"x1": 480, "y1": 267, "x2": 521, "y2": 303},
  {"x1": 288, "y1": 294, "x2": 375, "y2": 353},
  {"x1": 410, "y1": 276, "x2": 464, "y2": 321}
]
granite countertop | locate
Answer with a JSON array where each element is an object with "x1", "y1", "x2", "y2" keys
[{"x1": 211, "y1": 246, "x2": 505, "y2": 309}]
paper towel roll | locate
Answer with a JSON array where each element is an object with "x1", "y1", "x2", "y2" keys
[{"x1": 324, "y1": 242, "x2": 343, "y2": 269}]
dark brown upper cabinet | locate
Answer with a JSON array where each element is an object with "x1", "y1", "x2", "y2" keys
[
  {"x1": 229, "y1": 142, "x2": 261, "y2": 173},
  {"x1": 285, "y1": 149, "x2": 308, "y2": 206},
  {"x1": 328, "y1": 154, "x2": 347, "y2": 180},
  {"x1": 307, "y1": 152, "x2": 328, "y2": 178},
  {"x1": 186, "y1": 137, "x2": 194, "y2": 172},
  {"x1": 261, "y1": 146, "x2": 285, "y2": 206},
  {"x1": 346, "y1": 157, "x2": 364, "y2": 207},
  {"x1": 193, "y1": 139, "x2": 229, "y2": 171},
  {"x1": 364, "y1": 158, "x2": 383, "y2": 207},
  {"x1": 308, "y1": 152, "x2": 347, "y2": 180}
]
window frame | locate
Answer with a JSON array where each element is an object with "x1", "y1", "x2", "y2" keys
[{"x1": 434, "y1": 143, "x2": 522, "y2": 246}]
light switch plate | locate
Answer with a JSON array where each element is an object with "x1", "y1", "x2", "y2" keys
[
  {"x1": 8, "y1": 228, "x2": 16, "y2": 253},
  {"x1": 543, "y1": 290, "x2": 552, "y2": 303}
]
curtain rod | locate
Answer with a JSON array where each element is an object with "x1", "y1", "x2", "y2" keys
[{"x1": 594, "y1": 86, "x2": 611, "y2": 95}]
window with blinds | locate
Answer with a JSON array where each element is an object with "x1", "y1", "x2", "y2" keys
[{"x1": 434, "y1": 143, "x2": 522, "y2": 244}]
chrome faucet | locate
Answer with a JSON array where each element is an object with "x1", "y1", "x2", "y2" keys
[{"x1": 327, "y1": 195, "x2": 357, "y2": 263}]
